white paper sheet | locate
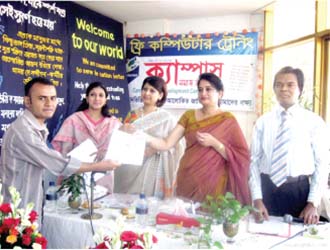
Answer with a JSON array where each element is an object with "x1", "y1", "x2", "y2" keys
[
  {"x1": 105, "y1": 129, "x2": 146, "y2": 165},
  {"x1": 67, "y1": 138, "x2": 97, "y2": 163},
  {"x1": 247, "y1": 216, "x2": 293, "y2": 237}
]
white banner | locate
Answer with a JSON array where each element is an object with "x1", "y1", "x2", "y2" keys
[{"x1": 127, "y1": 55, "x2": 257, "y2": 111}]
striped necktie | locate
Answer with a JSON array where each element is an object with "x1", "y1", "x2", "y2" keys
[{"x1": 270, "y1": 111, "x2": 290, "y2": 187}]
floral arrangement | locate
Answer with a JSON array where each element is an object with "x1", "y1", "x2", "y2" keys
[
  {"x1": 92, "y1": 216, "x2": 158, "y2": 249},
  {"x1": 197, "y1": 192, "x2": 253, "y2": 249},
  {"x1": 201, "y1": 192, "x2": 252, "y2": 224},
  {"x1": 0, "y1": 184, "x2": 47, "y2": 249}
]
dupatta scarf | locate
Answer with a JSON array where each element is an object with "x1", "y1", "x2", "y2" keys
[
  {"x1": 51, "y1": 111, "x2": 122, "y2": 192},
  {"x1": 52, "y1": 111, "x2": 121, "y2": 159},
  {"x1": 176, "y1": 110, "x2": 251, "y2": 205}
]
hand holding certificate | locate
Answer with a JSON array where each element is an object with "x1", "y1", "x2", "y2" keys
[
  {"x1": 105, "y1": 129, "x2": 146, "y2": 165},
  {"x1": 67, "y1": 138, "x2": 98, "y2": 163}
]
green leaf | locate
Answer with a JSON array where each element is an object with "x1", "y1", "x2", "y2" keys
[
  {"x1": 57, "y1": 174, "x2": 84, "y2": 199},
  {"x1": 213, "y1": 241, "x2": 224, "y2": 249}
]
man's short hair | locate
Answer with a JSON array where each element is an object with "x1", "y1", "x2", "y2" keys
[
  {"x1": 24, "y1": 77, "x2": 53, "y2": 96},
  {"x1": 273, "y1": 66, "x2": 304, "y2": 95}
]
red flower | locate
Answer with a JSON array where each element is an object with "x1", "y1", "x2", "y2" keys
[
  {"x1": 35, "y1": 236, "x2": 48, "y2": 249},
  {"x1": 3, "y1": 218, "x2": 20, "y2": 228},
  {"x1": 29, "y1": 210, "x2": 38, "y2": 223},
  {"x1": 9, "y1": 228, "x2": 19, "y2": 236},
  {"x1": 130, "y1": 244, "x2": 143, "y2": 249},
  {"x1": 22, "y1": 233, "x2": 32, "y2": 246},
  {"x1": 24, "y1": 227, "x2": 34, "y2": 235},
  {"x1": 120, "y1": 231, "x2": 138, "y2": 242},
  {"x1": 94, "y1": 242, "x2": 108, "y2": 249},
  {"x1": 0, "y1": 225, "x2": 6, "y2": 234},
  {"x1": 0, "y1": 203, "x2": 12, "y2": 214},
  {"x1": 0, "y1": 187, "x2": 47, "y2": 249}
]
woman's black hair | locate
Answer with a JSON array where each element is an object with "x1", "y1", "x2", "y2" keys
[
  {"x1": 197, "y1": 73, "x2": 224, "y2": 91},
  {"x1": 141, "y1": 76, "x2": 167, "y2": 107},
  {"x1": 197, "y1": 73, "x2": 224, "y2": 107},
  {"x1": 76, "y1": 81, "x2": 111, "y2": 117}
]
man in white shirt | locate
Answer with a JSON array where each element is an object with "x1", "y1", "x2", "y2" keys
[{"x1": 249, "y1": 66, "x2": 329, "y2": 224}]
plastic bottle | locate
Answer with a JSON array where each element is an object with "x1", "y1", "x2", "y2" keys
[
  {"x1": 44, "y1": 181, "x2": 58, "y2": 213},
  {"x1": 135, "y1": 193, "x2": 148, "y2": 226}
]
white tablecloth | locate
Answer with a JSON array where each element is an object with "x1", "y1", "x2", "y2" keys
[{"x1": 42, "y1": 194, "x2": 330, "y2": 249}]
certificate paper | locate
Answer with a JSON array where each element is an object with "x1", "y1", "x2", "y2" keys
[
  {"x1": 67, "y1": 138, "x2": 97, "y2": 163},
  {"x1": 247, "y1": 216, "x2": 292, "y2": 237},
  {"x1": 105, "y1": 129, "x2": 146, "y2": 165}
]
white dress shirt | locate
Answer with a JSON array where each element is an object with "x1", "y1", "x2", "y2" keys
[{"x1": 249, "y1": 104, "x2": 329, "y2": 207}]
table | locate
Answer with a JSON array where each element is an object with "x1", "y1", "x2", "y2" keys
[
  {"x1": 42, "y1": 194, "x2": 330, "y2": 249},
  {"x1": 43, "y1": 193, "x2": 190, "y2": 249}
]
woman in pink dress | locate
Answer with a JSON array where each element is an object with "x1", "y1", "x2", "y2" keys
[{"x1": 52, "y1": 82, "x2": 122, "y2": 192}]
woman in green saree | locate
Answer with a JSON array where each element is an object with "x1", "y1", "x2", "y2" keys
[{"x1": 147, "y1": 73, "x2": 251, "y2": 205}]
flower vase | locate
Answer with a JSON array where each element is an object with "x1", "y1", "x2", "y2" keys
[
  {"x1": 223, "y1": 221, "x2": 239, "y2": 243},
  {"x1": 68, "y1": 195, "x2": 82, "y2": 210}
]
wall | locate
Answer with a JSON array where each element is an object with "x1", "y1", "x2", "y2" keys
[{"x1": 125, "y1": 13, "x2": 264, "y2": 145}]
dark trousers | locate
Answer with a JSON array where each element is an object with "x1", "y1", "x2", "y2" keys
[{"x1": 261, "y1": 173, "x2": 310, "y2": 217}]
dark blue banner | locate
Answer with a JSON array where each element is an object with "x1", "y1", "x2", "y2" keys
[
  {"x1": 65, "y1": 3, "x2": 130, "y2": 126},
  {"x1": 0, "y1": 1, "x2": 130, "y2": 145}
]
